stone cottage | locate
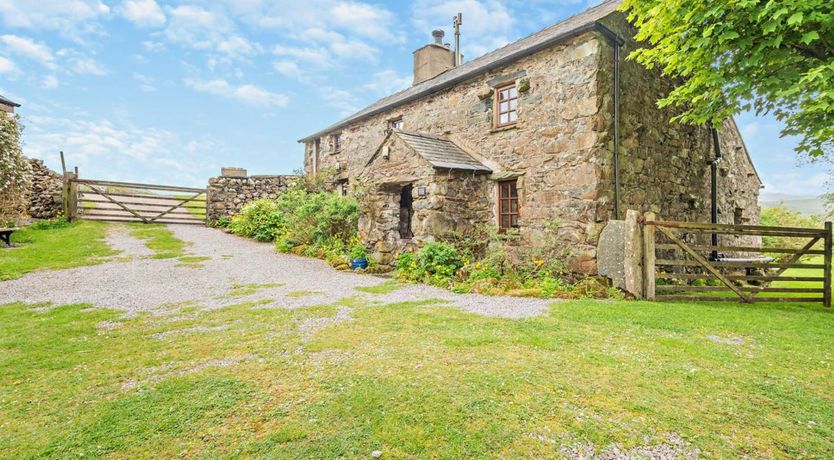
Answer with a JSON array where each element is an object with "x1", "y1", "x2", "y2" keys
[{"x1": 298, "y1": 0, "x2": 761, "y2": 272}]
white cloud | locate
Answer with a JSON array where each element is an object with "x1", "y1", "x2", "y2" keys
[
  {"x1": 0, "y1": 34, "x2": 56, "y2": 68},
  {"x1": 273, "y1": 60, "x2": 303, "y2": 79},
  {"x1": 329, "y1": 2, "x2": 403, "y2": 42},
  {"x1": 0, "y1": 55, "x2": 20, "y2": 77},
  {"x1": 0, "y1": 0, "x2": 110, "y2": 36},
  {"x1": 42, "y1": 75, "x2": 59, "y2": 89},
  {"x1": 216, "y1": 35, "x2": 261, "y2": 57},
  {"x1": 411, "y1": 0, "x2": 514, "y2": 59},
  {"x1": 184, "y1": 78, "x2": 289, "y2": 108},
  {"x1": 164, "y1": 5, "x2": 231, "y2": 50},
  {"x1": 363, "y1": 69, "x2": 411, "y2": 96},
  {"x1": 762, "y1": 171, "x2": 828, "y2": 196},
  {"x1": 119, "y1": 0, "x2": 165, "y2": 28},
  {"x1": 24, "y1": 113, "x2": 216, "y2": 187},
  {"x1": 71, "y1": 56, "x2": 107, "y2": 75},
  {"x1": 319, "y1": 86, "x2": 360, "y2": 115},
  {"x1": 133, "y1": 73, "x2": 156, "y2": 92},
  {"x1": 55, "y1": 48, "x2": 107, "y2": 75},
  {"x1": 273, "y1": 45, "x2": 331, "y2": 67},
  {"x1": 142, "y1": 40, "x2": 165, "y2": 52}
]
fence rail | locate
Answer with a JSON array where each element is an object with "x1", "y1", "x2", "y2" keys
[{"x1": 642, "y1": 218, "x2": 831, "y2": 307}]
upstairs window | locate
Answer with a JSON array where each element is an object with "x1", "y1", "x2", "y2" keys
[
  {"x1": 388, "y1": 117, "x2": 403, "y2": 130},
  {"x1": 494, "y1": 83, "x2": 518, "y2": 127},
  {"x1": 498, "y1": 180, "x2": 519, "y2": 231},
  {"x1": 331, "y1": 133, "x2": 341, "y2": 153}
]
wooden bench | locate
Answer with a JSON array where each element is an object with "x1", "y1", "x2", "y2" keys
[{"x1": 0, "y1": 228, "x2": 18, "y2": 247}]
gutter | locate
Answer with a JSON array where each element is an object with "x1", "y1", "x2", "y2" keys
[{"x1": 594, "y1": 23, "x2": 625, "y2": 220}]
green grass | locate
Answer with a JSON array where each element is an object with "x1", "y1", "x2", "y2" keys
[
  {"x1": 0, "y1": 220, "x2": 117, "y2": 280},
  {"x1": 286, "y1": 290, "x2": 321, "y2": 298},
  {"x1": 355, "y1": 280, "x2": 405, "y2": 294},
  {"x1": 175, "y1": 193, "x2": 207, "y2": 220},
  {"x1": 127, "y1": 223, "x2": 189, "y2": 259},
  {"x1": 2, "y1": 295, "x2": 833, "y2": 458},
  {"x1": 228, "y1": 282, "x2": 285, "y2": 297}
]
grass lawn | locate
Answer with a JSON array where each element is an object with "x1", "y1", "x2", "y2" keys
[
  {"x1": 1, "y1": 293, "x2": 832, "y2": 458},
  {"x1": 127, "y1": 223, "x2": 189, "y2": 259},
  {"x1": 0, "y1": 221, "x2": 117, "y2": 281}
]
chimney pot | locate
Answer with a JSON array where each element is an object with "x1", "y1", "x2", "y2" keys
[{"x1": 432, "y1": 30, "x2": 444, "y2": 44}]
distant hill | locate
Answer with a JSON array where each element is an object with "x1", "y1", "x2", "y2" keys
[{"x1": 760, "y1": 193, "x2": 827, "y2": 216}]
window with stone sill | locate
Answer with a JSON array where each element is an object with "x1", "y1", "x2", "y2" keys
[
  {"x1": 494, "y1": 83, "x2": 519, "y2": 128},
  {"x1": 388, "y1": 118, "x2": 404, "y2": 130},
  {"x1": 498, "y1": 179, "x2": 520, "y2": 231}
]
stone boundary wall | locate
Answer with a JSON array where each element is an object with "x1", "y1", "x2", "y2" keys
[
  {"x1": 206, "y1": 171, "x2": 296, "y2": 223},
  {"x1": 26, "y1": 158, "x2": 63, "y2": 219}
]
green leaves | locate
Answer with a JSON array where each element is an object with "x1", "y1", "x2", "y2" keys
[{"x1": 620, "y1": 0, "x2": 834, "y2": 159}]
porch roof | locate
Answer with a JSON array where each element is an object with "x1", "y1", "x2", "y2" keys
[{"x1": 395, "y1": 130, "x2": 492, "y2": 173}]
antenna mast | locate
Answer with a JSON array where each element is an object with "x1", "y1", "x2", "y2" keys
[{"x1": 453, "y1": 13, "x2": 462, "y2": 66}]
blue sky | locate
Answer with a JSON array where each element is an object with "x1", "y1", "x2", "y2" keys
[{"x1": 0, "y1": 0, "x2": 828, "y2": 196}]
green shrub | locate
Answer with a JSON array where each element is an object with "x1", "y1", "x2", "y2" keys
[
  {"x1": 396, "y1": 242, "x2": 463, "y2": 285},
  {"x1": 349, "y1": 243, "x2": 368, "y2": 260},
  {"x1": 760, "y1": 206, "x2": 823, "y2": 253},
  {"x1": 229, "y1": 199, "x2": 283, "y2": 242}
]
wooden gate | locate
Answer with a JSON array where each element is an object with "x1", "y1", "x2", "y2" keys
[
  {"x1": 642, "y1": 218, "x2": 831, "y2": 307},
  {"x1": 72, "y1": 178, "x2": 206, "y2": 225}
]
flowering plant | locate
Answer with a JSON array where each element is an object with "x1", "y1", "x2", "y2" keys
[{"x1": 0, "y1": 114, "x2": 30, "y2": 225}]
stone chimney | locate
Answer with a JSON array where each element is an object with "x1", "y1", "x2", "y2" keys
[{"x1": 412, "y1": 30, "x2": 455, "y2": 85}]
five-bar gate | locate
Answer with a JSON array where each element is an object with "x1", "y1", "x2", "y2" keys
[
  {"x1": 642, "y1": 219, "x2": 831, "y2": 307},
  {"x1": 72, "y1": 178, "x2": 206, "y2": 225}
]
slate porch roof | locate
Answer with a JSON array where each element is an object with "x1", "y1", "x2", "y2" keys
[
  {"x1": 367, "y1": 130, "x2": 492, "y2": 173},
  {"x1": 299, "y1": 0, "x2": 621, "y2": 143},
  {"x1": 0, "y1": 94, "x2": 20, "y2": 107}
]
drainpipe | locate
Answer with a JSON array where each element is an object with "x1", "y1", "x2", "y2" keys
[
  {"x1": 709, "y1": 124, "x2": 723, "y2": 260},
  {"x1": 595, "y1": 23, "x2": 624, "y2": 220}
]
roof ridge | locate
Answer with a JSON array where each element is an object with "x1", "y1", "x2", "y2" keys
[{"x1": 299, "y1": 0, "x2": 621, "y2": 143}]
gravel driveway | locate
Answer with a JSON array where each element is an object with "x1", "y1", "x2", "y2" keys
[{"x1": 0, "y1": 225, "x2": 553, "y2": 318}]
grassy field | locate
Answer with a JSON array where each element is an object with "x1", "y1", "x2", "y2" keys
[
  {"x1": 1, "y1": 293, "x2": 832, "y2": 458},
  {"x1": 0, "y1": 220, "x2": 116, "y2": 281},
  {"x1": 2, "y1": 221, "x2": 832, "y2": 458}
]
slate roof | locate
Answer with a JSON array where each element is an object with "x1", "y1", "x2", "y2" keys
[
  {"x1": 0, "y1": 94, "x2": 20, "y2": 107},
  {"x1": 381, "y1": 130, "x2": 492, "y2": 173},
  {"x1": 299, "y1": 0, "x2": 621, "y2": 143}
]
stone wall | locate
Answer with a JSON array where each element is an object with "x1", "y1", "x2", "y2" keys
[
  {"x1": 206, "y1": 173, "x2": 295, "y2": 223},
  {"x1": 26, "y1": 158, "x2": 63, "y2": 219},
  {"x1": 597, "y1": 12, "x2": 762, "y2": 249}
]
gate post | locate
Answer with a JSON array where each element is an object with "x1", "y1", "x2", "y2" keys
[
  {"x1": 63, "y1": 171, "x2": 78, "y2": 222},
  {"x1": 642, "y1": 212, "x2": 656, "y2": 300},
  {"x1": 824, "y1": 221, "x2": 832, "y2": 308}
]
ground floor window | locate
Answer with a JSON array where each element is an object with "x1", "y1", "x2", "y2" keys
[
  {"x1": 498, "y1": 180, "x2": 519, "y2": 231},
  {"x1": 399, "y1": 185, "x2": 414, "y2": 239}
]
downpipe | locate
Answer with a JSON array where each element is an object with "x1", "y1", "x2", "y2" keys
[
  {"x1": 709, "y1": 125, "x2": 722, "y2": 261},
  {"x1": 595, "y1": 23, "x2": 625, "y2": 220}
]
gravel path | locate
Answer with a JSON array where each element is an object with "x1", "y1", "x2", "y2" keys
[{"x1": 0, "y1": 225, "x2": 553, "y2": 318}]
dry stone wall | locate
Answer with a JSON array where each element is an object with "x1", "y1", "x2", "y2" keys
[
  {"x1": 26, "y1": 158, "x2": 63, "y2": 219},
  {"x1": 206, "y1": 174, "x2": 295, "y2": 223}
]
